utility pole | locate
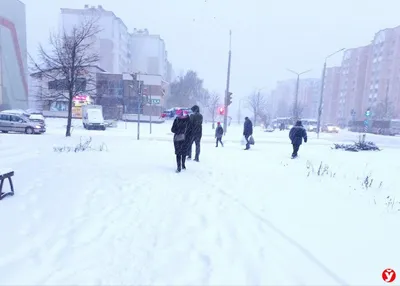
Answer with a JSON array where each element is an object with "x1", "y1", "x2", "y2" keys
[
  {"x1": 316, "y1": 48, "x2": 345, "y2": 139},
  {"x1": 287, "y1": 69, "x2": 311, "y2": 121},
  {"x1": 223, "y1": 30, "x2": 232, "y2": 135},
  {"x1": 137, "y1": 73, "x2": 142, "y2": 140},
  {"x1": 149, "y1": 85, "x2": 152, "y2": 134}
]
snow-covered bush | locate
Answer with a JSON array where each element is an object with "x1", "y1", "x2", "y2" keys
[{"x1": 53, "y1": 137, "x2": 107, "y2": 153}]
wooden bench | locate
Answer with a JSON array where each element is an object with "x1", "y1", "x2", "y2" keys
[{"x1": 0, "y1": 170, "x2": 15, "y2": 200}]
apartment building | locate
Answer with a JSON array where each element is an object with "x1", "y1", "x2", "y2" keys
[
  {"x1": 60, "y1": 5, "x2": 131, "y2": 74},
  {"x1": 337, "y1": 45, "x2": 370, "y2": 125},
  {"x1": 322, "y1": 66, "x2": 341, "y2": 124},
  {"x1": 0, "y1": 0, "x2": 28, "y2": 110},
  {"x1": 363, "y1": 26, "x2": 400, "y2": 118},
  {"x1": 130, "y1": 29, "x2": 169, "y2": 80}
]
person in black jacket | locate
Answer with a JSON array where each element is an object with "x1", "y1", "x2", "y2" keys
[
  {"x1": 187, "y1": 105, "x2": 203, "y2": 161},
  {"x1": 171, "y1": 110, "x2": 191, "y2": 172},
  {"x1": 243, "y1": 117, "x2": 253, "y2": 150},
  {"x1": 215, "y1": 122, "x2": 224, "y2": 147},
  {"x1": 289, "y1": 120, "x2": 308, "y2": 158}
]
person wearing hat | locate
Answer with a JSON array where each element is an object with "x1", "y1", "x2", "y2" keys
[
  {"x1": 289, "y1": 120, "x2": 308, "y2": 158},
  {"x1": 171, "y1": 109, "x2": 191, "y2": 172},
  {"x1": 215, "y1": 122, "x2": 224, "y2": 147}
]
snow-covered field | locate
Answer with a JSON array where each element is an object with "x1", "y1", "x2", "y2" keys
[{"x1": 0, "y1": 118, "x2": 399, "y2": 285}]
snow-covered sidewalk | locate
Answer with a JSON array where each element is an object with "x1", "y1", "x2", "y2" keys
[{"x1": 0, "y1": 132, "x2": 399, "y2": 285}]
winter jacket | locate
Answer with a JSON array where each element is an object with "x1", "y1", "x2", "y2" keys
[
  {"x1": 289, "y1": 123, "x2": 308, "y2": 145},
  {"x1": 215, "y1": 125, "x2": 224, "y2": 138},
  {"x1": 243, "y1": 118, "x2": 253, "y2": 136},
  {"x1": 188, "y1": 105, "x2": 203, "y2": 138},
  {"x1": 171, "y1": 116, "x2": 191, "y2": 155}
]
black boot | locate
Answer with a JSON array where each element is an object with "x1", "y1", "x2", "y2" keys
[
  {"x1": 182, "y1": 155, "x2": 186, "y2": 170},
  {"x1": 176, "y1": 155, "x2": 181, "y2": 172}
]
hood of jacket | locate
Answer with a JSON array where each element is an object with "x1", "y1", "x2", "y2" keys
[{"x1": 191, "y1": 105, "x2": 200, "y2": 113}]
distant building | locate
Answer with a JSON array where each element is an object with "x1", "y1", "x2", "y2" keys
[
  {"x1": 60, "y1": 5, "x2": 131, "y2": 74},
  {"x1": 363, "y1": 26, "x2": 400, "y2": 119},
  {"x1": 59, "y1": 5, "x2": 172, "y2": 83},
  {"x1": 271, "y1": 78, "x2": 320, "y2": 119},
  {"x1": 0, "y1": 0, "x2": 28, "y2": 110},
  {"x1": 322, "y1": 66, "x2": 341, "y2": 124},
  {"x1": 338, "y1": 45, "x2": 370, "y2": 125},
  {"x1": 130, "y1": 29, "x2": 169, "y2": 80}
]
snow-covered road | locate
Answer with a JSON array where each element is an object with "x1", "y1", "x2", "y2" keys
[{"x1": 0, "y1": 120, "x2": 399, "y2": 285}]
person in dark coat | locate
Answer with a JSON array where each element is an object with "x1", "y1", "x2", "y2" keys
[
  {"x1": 289, "y1": 120, "x2": 308, "y2": 158},
  {"x1": 243, "y1": 117, "x2": 253, "y2": 150},
  {"x1": 215, "y1": 122, "x2": 224, "y2": 147},
  {"x1": 171, "y1": 110, "x2": 191, "y2": 172},
  {"x1": 187, "y1": 105, "x2": 203, "y2": 161}
]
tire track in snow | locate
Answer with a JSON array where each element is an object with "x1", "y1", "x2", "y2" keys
[{"x1": 196, "y1": 168, "x2": 347, "y2": 285}]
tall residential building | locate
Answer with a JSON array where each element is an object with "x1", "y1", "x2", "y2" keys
[
  {"x1": 338, "y1": 45, "x2": 370, "y2": 125},
  {"x1": 130, "y1": 29, "x2": 168, "y2": 79},
  {"x1": 60, "y1": 5, "x2": 131, "y2": 74},
  {"x1": 363, "y1": 26, "x2": 400, "y2": 118},
  {"x1": 0, "y1": 0, "x2": 28, "y2": 110},
  {"x1": 322, "y1": 66, "x2": 341, "y2": 124}
]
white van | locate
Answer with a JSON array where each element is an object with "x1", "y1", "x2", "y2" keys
[{"x1": 82, "y1": 105, "x2": 106, "y2": 130}]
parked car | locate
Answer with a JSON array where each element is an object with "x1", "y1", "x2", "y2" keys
[
  {"x1": 322, "y1": 124, "x2": 340, "y2": 133},
  {"x1": 1, "y1": 109, "x2": 46, "y2": 127},
  {"x1": 0, "y1": 112, "x2": 46, "y2": 134}
]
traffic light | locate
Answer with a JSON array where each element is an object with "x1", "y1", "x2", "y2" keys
[
  {"x1": 227, "y1": 92, "x2": 233, "y2": 106},
  {"x1": 365, "y1": 109, "x2": 371, "y2": 117},
  {"x1": 218, "y1": 107, "x2": 225, "y2": 115}
]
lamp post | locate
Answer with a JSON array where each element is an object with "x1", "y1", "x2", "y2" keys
[
  {"x1": 287, "y1": 69, "x2": 311, "y2": 121},
  {"x1": 316, "y1": 48, "x2": 345, "y2": 139}
]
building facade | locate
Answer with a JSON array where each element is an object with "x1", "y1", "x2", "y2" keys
[
  {"x1": 363, "y1": 26, "x2": 400, "y2": 119},
  {"x1": 0, "y1": 0, "x2": 28, "y2": 110},
  {"x1": 130, "y1": 29, "x2": 168, "y2": 79},
  {"x1": 322, "y1": 66, "x2": 341, "y2": 124},
  {"x1": 60, "y1": 5, "x2": 132, "y2": 74},
  {"x1": 338, "y1": 45, "x2": 370, "y2": 125},
  {"x1": 30, "y1": 66, "x2": 105, "y2": 112},
  {"x1": 59, "y1": 5, "x2": 171, "y2": 84}
]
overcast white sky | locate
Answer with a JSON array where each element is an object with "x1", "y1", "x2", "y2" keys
[{"x1": 22, "y1": 0, "x2": 400, "y2": 108}]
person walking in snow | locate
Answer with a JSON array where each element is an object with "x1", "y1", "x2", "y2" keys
[
  {"x1": 187, "y1": 105, "x2": 203, "y2": 162},
  {"x1": 215, "y1": 122, "x2": 224, "y2": 147},
  {"x1": 243, "y1": 117, "x2": 253, "y2": 150},
  {"x1": 289, "y1": 120, "x2": 308, "y2": 159},
  {"x1": 171, "y1": 109, "x2": 191, "y2": 172}
]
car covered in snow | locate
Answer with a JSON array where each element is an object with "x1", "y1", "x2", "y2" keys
[{"x1": 322, "y1": 124, "x2": 340, "y2": 133}]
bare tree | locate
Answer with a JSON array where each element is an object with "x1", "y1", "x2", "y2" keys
[
  {"x1": 206, "y1": 92, "x2": 221, "y2": 129},
  {"x1": 246, "y1": 90, "x2": 268, "y2": 126},
  {"x1": 30, "y1": 18, "x2": 101, "y2": 137}
]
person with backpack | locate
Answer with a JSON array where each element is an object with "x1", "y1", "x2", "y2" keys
[
  {"x1": 171, "y1": 110, "x2": 191, "y2": 172},
  {"x1": 215, "y1": 122, "x2": 224, "y2": 147},
  {"x1": 289, "y1": 120, "x2": 308, "y2": 159}
]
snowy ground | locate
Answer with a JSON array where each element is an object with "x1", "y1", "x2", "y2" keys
[{"x1": 0, "y1": 118, "x2": 399, "y2": 285}]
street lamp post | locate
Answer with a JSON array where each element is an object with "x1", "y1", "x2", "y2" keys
[
  {"x1": 287, "y1": 69, "x2": 311, "y2": 121},
  {"x1": 316, "y1": 48, "x2": 345, "y2": 139}
]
